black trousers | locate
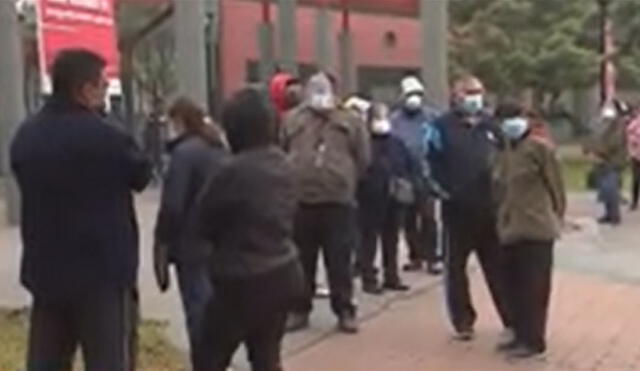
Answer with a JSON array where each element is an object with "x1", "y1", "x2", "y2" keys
[
  {"x1": 359, "y1": 204, "x2": 404, "y2": 286},
  {"x1": 195, "y1": 261, "x2": 304, "y2": 371},
  {"x1": 26, "y1": 287, "x2": 138, "y2": 371},
  {"x1": 631, "y1": 159, "x2": 640, "y2": 208},
  {"x1": 405, "y1": 199, "x2": 438, "y2": 264},
  {"x1": 292, "y1": 203, "x2": 357, "y2": 317},
  {"x1": 504, "y1": 240, "x2": 553, "y2": 352},
  {"x1": 444, "y1": 213, "x2": 512, "y2": 333}
]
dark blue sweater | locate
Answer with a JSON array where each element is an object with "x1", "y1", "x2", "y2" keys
[{"x1": 10, "y1": 98, "x2": 151, "y2": 298}]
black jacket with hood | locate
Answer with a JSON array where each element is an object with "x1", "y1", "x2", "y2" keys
[{"x1": 154, "y1": 134, "x2": 228, "y2": 264}]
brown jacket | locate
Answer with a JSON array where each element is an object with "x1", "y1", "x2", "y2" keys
[
  {"x1": 493, "y1": 135, "x2": 566, "y2": 245},
  {"x1": 283, "y1": 106, "x2": 371, "y2": 205}
]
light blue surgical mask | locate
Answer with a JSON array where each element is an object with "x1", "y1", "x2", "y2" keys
[
  {"x1": 462, "y1": 94, "x2": 484, "y2": 114},
  {"x1": 502, "y1": 117, "x2": 529, "y2": 140}
]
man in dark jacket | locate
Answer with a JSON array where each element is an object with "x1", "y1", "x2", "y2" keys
[
  {"x1": 283, "y1": 72, "x2": 371, "y2": 333},
  {"x1": 10, "y1": 49, "x2": 151, "y2": 371},
  {"x1": 429, "y1": 76, "x2": 512, "y2": 341},
  {"x1": 357, "y1": 103, "x2": 418, "y2": 294}
]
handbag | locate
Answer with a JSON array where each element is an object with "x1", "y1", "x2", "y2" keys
[{"x1": 389, "y1": 177, "x2": 416, "y2": 205}]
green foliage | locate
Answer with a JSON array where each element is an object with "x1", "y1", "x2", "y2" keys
[{"x1": 449, "y1": 0, "x2": 600, "y2": 104}]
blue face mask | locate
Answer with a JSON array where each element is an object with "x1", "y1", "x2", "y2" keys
[
  {"x1": 502, "y1": 117, "x2": 529, "y2": 140},
  {"x1": 462, "y1": 94, "x2": 484, "y2": 114}
]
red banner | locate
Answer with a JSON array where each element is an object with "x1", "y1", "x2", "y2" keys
[{"x1": 37, "y1": 0, "x2": 120, "y2": 89}]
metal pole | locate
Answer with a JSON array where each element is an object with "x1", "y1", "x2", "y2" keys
[
  {"x1": 421, "y1": 0, "x2": 449, "y2": 109},
  {"x1": 0, "y1": 0, "x2": 25, "y2": 225},
  {"x1": 278, "y1": 0, "x2": 298, "y2": 74},
  {"x1": 315, "y1": 5, "x2": 332, "y2": 70},
  {"x1": 175, "y1": 0, "x2": 209, "y2": 109},
  {"x1": 338, "y1": 4, "x2": 355, "y2": 94},
  {"x1": 204, "y1": 0, "x2": 220, "y2": 116},
  {"x1": 257, "y1": 0, "x2": 275, "y2": 83}
]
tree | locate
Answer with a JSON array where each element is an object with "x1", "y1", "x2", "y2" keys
[{"x1": 449, "y1": 0, "x2": 599, "y2": 111}]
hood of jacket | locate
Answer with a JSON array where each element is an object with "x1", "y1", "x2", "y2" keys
[{"x1": 269, "y1": 72, "x2": 296, "y2": 117}]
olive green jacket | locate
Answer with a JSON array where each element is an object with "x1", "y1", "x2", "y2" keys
[
  {"x1": 587, "y1": 118, "x2": 628, "y2": 170},
  {"x1": 493, "y1": 136, "x2": 567, "y2": 245}
]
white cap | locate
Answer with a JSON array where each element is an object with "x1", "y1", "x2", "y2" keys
[
  {"x1": 401, "y1": 76, "x2": 425, "y2": 97},
  {"x1": 344, "y1": 96, "x2": 372, "y2": 113}
]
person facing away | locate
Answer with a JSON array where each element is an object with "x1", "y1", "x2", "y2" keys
[
  {"x1": 585, "y1": 103, "x2": 628, "y2": 225},
  {"x1": 428, "y1": 75, "x2": 513, "y2": 342},
  {"x1": 10, "y1": 49, "x2": 152, "y2": 371},
  {"x1": 356, "y1": 103, "x2": 418, "y2": 295},
  {"x1": 390, "y1": 75, "x2": 443, "y2": 275},
  {"x1": 152, "y1": 97, "x2": 229, "y2": 367},
  {"x1": 282, "y1": 71, "x2": 371, "y2": 334},
  {"x1": 194, "y1": 88, "x2": 305, "y2": 371},
  {"x1": 493, "y1": 102, "x2": 566, "y2": 359}
]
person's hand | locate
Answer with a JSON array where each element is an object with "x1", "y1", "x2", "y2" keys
[{"x1": 153, "y1": 242, "x2": 171, "y2": 293}]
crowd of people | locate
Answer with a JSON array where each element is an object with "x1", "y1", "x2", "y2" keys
[{"x1": 10, "y1": 48, "x2": 570, "y2": 371}]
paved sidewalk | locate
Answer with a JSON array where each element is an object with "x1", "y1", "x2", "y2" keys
[{"x1": 287, "y1": 270, "x2": 640, "y2": 371}]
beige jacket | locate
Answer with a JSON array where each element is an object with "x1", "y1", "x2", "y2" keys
[{"x1": 283, "y1": 106, "x2": 371, "y2": 205}]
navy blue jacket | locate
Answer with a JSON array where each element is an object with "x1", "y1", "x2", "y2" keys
[
  {"x1": 358, "y1": 134, "x2": 417, "y2": 228},
  {"x1": 10, "y1": 98, "x2": 152, "y2": 298},
  {"x1": 429, "y1": 110, "x2": 501, "y2": 218},
  {"x1": 154, "y1": 134, "x2": 228, "y2": 264}
]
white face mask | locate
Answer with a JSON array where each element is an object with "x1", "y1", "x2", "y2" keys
[
  {"x1": 405, "y1": 95, "x2": 423, "y2": 111},
  {"x1": 601, "y1": 107, "x2": 616, "y2": 120},
  {"x1": 501, "y1": 117, "x2": 529, "y2": 140},
  {"x1": 371, "y1": 119, "x2": 392, "y2": 135},
  {"x1": 309, "y1": 93, "x2": 336, "y2": 111},
  {"x1": 462, "y1": 94, "x2": 484, "y2": 114}
]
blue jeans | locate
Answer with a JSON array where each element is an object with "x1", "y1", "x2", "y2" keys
[
  {"x1": 176, "y1": 263, "x2": 213, "y2": 364},
  {"x1": 597, "y1": 167, "x2": 622, "y2": 222}
]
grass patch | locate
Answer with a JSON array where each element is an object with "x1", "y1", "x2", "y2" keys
[
  {"x1": 561, "y1": 157, "x2": 591, "y2": 192},
  {"x1": 0, "y1": 307, "x2": 185, "y2": 371}
]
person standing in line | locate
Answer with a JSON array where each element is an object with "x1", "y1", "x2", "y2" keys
[
  {"x1": 10, "y1": 49, "x2": 151, "y2": 371},
  {"x1": 357, "y1": 103, "x2": 416, "y2": 294},
  {"x1": 153, "y1": 97, "x2": 229, "y2": 367},
  {"x1": 269, "y1": 72, "x2": 304, "y2": 126},
  {"x1": 428, "y1": 76, "x2": 512, "y2": 341},
  {"x1": 585, "y1": 103, "x2": 628, "y2": 225},
  {"x1": 390, "y1": 76, "x2": 443, "y2": 275},
  {"x1": 627, "y1": 108, "x2": 640, "y2": 210},
  {"x1": 194, "y1": 88, "x2": 305, "y2": 371},
  {"x1": 283, "y1": 71, "x2": 371, "y2": 334},
  {"x1": 493, "y1": 102, "x2": 566, "y2": 358}
]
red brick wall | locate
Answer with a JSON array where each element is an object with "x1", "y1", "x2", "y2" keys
[{"x1": 220, "y1": 0, "x2": 422, "y2": 96}]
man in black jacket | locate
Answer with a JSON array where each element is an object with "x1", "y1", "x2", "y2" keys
[
  {"x1": 429, "y1": 76, "x2": 512, "y2": 342},
  {"x1": 10, "y1": 49, "x2": 151, "y2": 371}
]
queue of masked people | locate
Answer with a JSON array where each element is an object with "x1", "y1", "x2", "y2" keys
[{"x1": 10, "y1": 47, "x2": 567, "y2": 371}]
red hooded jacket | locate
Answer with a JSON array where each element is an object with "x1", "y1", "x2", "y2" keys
[{"x1": 269, "y1": 72, "x2": 296, "y2": 123}]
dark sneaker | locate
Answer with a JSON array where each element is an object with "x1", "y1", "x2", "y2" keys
[
  {"x1": 506, "y1": 344, "x2": 545, "y2": 359},
  {"x1": 496, "y1": 340, "x2": 521, "y2": 353},
  {"x1": 403, "y1": 261, "x2": 424, "y2": 272},
  {"x1": 362, "y1": 282, "x2": 384, "y2": 295},
  {"x1": 383, "y1": 281, "x2": 410, "y2": 292},
  {"x1": 598, "y1": 216, "x2": 621, "y2": 226},
  {"x1": 427, "y1": 262, "x2": 443, "y2": 276},
  {"x1": 285, "y1": 313, "x2": 310, "y2": 333},
  {"x1": 453, "y1": 328, "x2": 475, "y2": 342},
  {"x1": 337, "y1": 314, "x2": 359, "y2": 334}
]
